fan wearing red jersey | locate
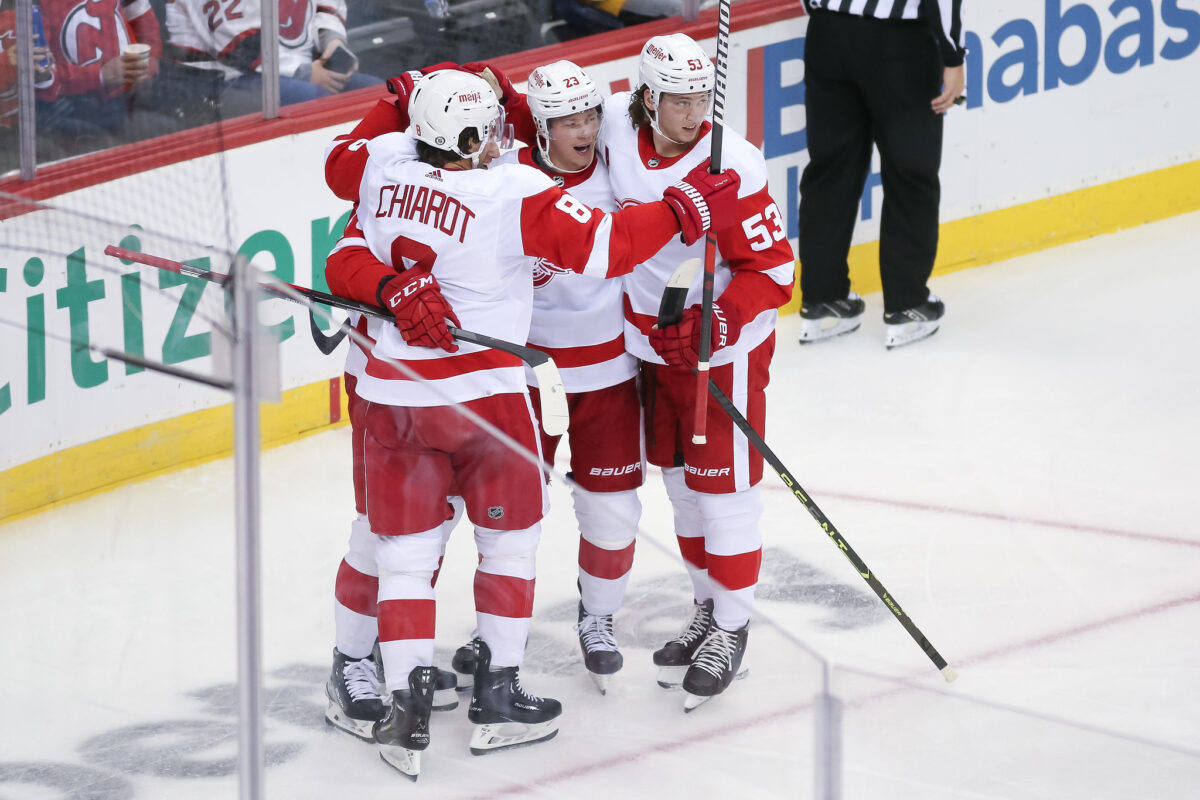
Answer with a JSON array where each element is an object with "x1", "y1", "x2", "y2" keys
[
  {"x1": 600, "y1": 34, "x2": 797, "y2": 711},
  {"x1": 34, "y1": 0, "x2": 175, "y2": 142},
  {"x1": 327, "y1": 69, "x2": 740, "y2": 777}
]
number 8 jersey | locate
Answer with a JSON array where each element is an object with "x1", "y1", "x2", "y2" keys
[
  {"x1": 600, "y1": 91, "x2": 796, "y2": 366},
  {"x1": 347, "y1": 131, "x2": 684, "y2": 409}
]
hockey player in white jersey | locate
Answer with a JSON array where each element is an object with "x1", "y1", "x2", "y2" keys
[
  {"x1": 323, "y1": 69, "x2": 741, "y2": 777},
  {"x1": 600, "y1": 34, "x2": 797, "y2": 710},
  {"x1": 483, "y1": 61, "x2": 645, "y2": 695}
]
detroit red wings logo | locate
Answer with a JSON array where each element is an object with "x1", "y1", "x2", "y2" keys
[{"x1": 532, "y1": 257, "x2": 570, "y2": 289}]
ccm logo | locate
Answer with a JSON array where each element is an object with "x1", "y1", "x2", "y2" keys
[
  {"x1": 684, "y1": 465, "x2": 730, "y2": 477},
  {"x1": 588, "y1": 463, "x2": 643, "y2": 477},
  {"x1": 388, "y1": 275, "x2": 435, "y2": 308}
]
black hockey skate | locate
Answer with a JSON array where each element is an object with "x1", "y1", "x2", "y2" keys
[
  {"x1": 575, "y1": 601, "x2": 623, "y2": 695},
  {"x1": 372, "y1": 638, "x2": 459, "y2": 710},
  {"x1": 652, "y1": 598, "x2": 714, "y2": 689},
  {"x1": 451, "y1": 640, "x2": 476, "y2": 692},
  {"x1": 799, "y1": 292, "x2": 866, "y2": 344},
  {"x1": 374, "y1": 666, "x2": 437, "y2": 781},
  {"x1": 682, "y1": 623, "x2": 750, "y2": 712},
  {"x1": 468, "y1": 638, "x2": 562, "y2": 755},
  {"x1": 884, "y1": 294, "x2": 944, "y2": 349},
  {"x1": 325, "y1": 648, "x2": 385, "y2": 741}
]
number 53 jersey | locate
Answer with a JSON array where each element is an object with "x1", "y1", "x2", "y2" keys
[
  {"x1": 351, "y1": 131, "x2": 683, "y2": 409},
  {"x1": 600, "y1": 92, "x2": 796, "y2": 367}
]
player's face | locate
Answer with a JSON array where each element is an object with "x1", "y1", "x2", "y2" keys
[
  {"x1": 546, "y1": 108, "x2": 601, "y2": 171},
  {"x1": 652, "y1": 91, "x2": 711, "y2": 144}
]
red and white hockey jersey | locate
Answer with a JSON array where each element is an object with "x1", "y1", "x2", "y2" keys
[
  {"x1": 332, "y1": 131, "x2": 682, "y2": 409},
  {"x1": 34, "y1": 0, "x2": 161, "y2": 100},
  {"x1": 491, "y1": 147, "x2": 636, "y2": 394},
  {"x1": 165, "y1": 0, "x2": 346, "y2": 80},
  {"x1": 600, "y1": 92, "x2": 795, "y2": 366}
]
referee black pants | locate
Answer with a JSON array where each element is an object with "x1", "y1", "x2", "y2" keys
[{"x1": 798, "y1": 9, "x2": 944, "y2": 314}]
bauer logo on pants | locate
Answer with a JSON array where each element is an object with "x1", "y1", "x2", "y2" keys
[{"x1": 488, "y1": 506, "x2": 504, "y2": 520}]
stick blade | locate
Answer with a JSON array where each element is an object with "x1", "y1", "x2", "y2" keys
[
  {"x1": 656, "y1": 258, "x2": 703, "y2": 327},
  {"x1": 531, "y1": 360, "x2": 569, "y2": 436}
]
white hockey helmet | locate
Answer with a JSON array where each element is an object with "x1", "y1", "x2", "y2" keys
[
  {"x1": 639, "y1": 33, "x2": 715, "y2": 99},
  {"x1": 526, "y1": 60, "x2": 603, "y2": 172},
  {"x1": 409, "y1": 69, "x2": 505, "y2": 162}
]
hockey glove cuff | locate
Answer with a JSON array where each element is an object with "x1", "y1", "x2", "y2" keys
[
  {"x1": 647, "y1": 302, "x2": 742, "y2": 368},
  {"x1": 377, "y1": 270, "x2": 461, "y2": 353},
  {"x1": 461, "y1": 62, "x2": 517, "y2": 105},
  {"x1": 662, "y1": 158, "x2": 741, "y2": 246}
]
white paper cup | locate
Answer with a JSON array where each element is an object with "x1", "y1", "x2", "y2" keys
[{"x1": 123, "y1": 43, "x2": 151, "y2": 61}]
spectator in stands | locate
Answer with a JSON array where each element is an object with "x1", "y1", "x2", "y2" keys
[
  {"x1": 1, "y1": 0, "x2": 57, "y2": 131},
  {"x1": 163, "y1": 0, "x2": 383, "y2": 117},
  {"x1": 28, "y1": 0, "x2": 178, "y2": 147}
]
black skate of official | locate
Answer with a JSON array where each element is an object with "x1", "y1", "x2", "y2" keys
[
  {"x1": 884, "y1": 294, "x2": 944, "y2": 349},
  {"x1": 798, "y1": 292, "x2": 866, "y2": 344},
  {"x1": 575, "y1": 601, "x2": 623, "y2": 695},
  {"x1": 374, "y1": 666, "x2": 437, "y2": 780},
  {"x1": 652, "y1": 598, "x2": 714, "y2": 688},
  {"x1": 682, "y1": 623, "x2": 750, "y2": 712},
  {"x1": 325, "y1": 648, "x2": 385, "y2": 741},
  {"x1": 468, "y1": 638, "x2": 562, "y2": 754}
]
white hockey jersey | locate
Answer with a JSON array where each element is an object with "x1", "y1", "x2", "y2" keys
[
  {"x1": 600, "y1": 92, "x2": 795, "y2": 366},
  {"x1": 491, "y1": 146, "x2": 636, "y2": 394},
  {"x1": 166, "y1": 0, "x2": 347, "y2": 80},
  {"x1": 336, "y1": 131, "x2": 682, "y2": 409}
]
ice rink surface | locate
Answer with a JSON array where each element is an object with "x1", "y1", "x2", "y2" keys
[{"x1": 2, "y1": 212, "x2": 1199, "y2": 799}]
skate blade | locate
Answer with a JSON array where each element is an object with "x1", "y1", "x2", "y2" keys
[
  {"x1": 588, "y1": 672, "x2": 610, "y2": 696},
  {"x1": 433, "y1": 687, "x2": 459, "y2": 712},
  {"x1": 378, "y1": 745, "x2": 420, "y2": 780},
  {"x1": 469, "y1": 720, "x2": 560, "y2": 755},
  {"x1": 655, "y1": 665, "x2": 688, "y2": 689},
  {"x1": 885, "y1": 321, "x2": 939, "y2": 350},
  {"x1": 799, "y1": 317, "x2": 861, "y2": 344},
  {"x1": 681, "y1": 664, "x2": 750, "y2": 713},
  {"x1": 324, "y1": 699, "x2": 378, "y2": 742}
]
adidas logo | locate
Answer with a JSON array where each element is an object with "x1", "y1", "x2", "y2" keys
[{"x1": 425, "y1": 170, "x2": 442, "y2": 181}]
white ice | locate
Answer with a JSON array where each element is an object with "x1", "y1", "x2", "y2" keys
[{"x1": 2, "y1": 212, "x2": 1198, "y2": 799}]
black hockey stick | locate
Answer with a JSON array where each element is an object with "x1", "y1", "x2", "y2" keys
[
  {"x1": 691, "y1": 0, "x2": 732, "y2": 445},
  {"x1": 657, "y1": 284, "x2": 957, "y2": 682},
  {"x1": 105, "y1": 245, "x2": 570, "y2": 435}
]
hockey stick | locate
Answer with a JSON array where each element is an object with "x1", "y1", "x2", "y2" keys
[
  {"x1": 105, "y1": 245, "x2": 570, "y2": 435},
  {"x1": 657, "y1": 289, "x2": 957, "y2": 682},
  {"x1": 692, "y1": 0, "x2": 732, "y2": 445}
]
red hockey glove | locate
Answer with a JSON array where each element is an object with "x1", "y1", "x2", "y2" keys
[
  {"x1": 377, "y1": 270, "x2": 461, "y2": 352},
  {"x1": 461, "y1": 61, "x2": 517, "y2": 104},
  {"x1": 385, "y1": 70, "x2": 424, "y2": 110},
  {"x1": 647, "y1": 302, "x2": 742, "y2": 368},
  {"x1": 662, "y1": 158, "x2": 742, "y2": 246}
]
